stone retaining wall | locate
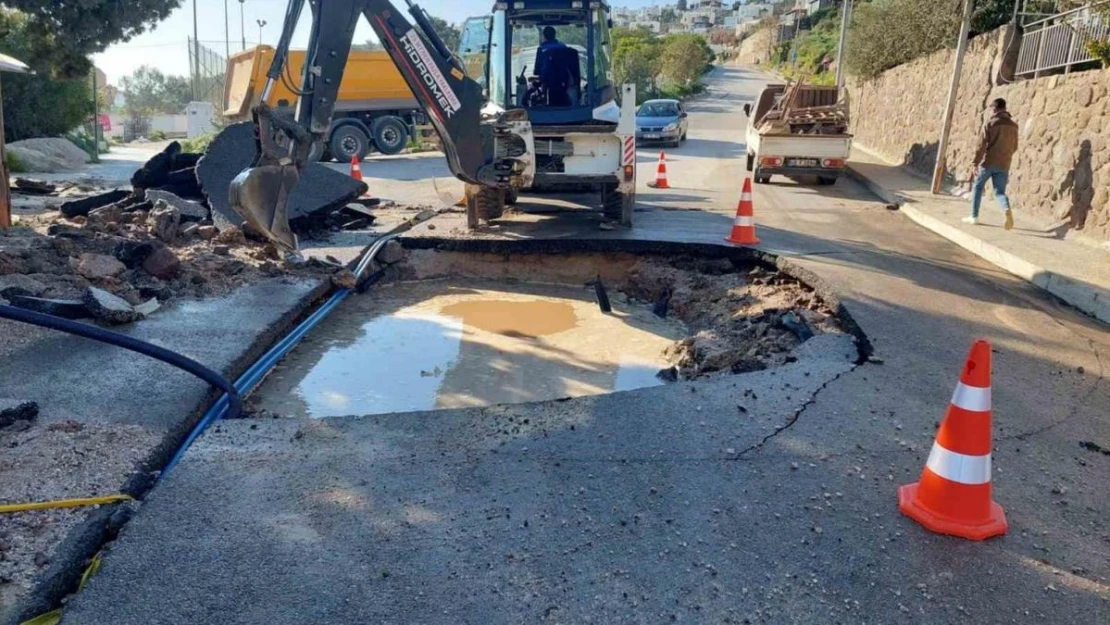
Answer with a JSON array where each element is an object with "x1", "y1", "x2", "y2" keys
[{"x1": 847, "y1": 27, "x2": 1110, "y2": 241}]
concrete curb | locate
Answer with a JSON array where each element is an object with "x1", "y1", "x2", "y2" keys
[{"x1": 846, "y1": 164, "x2": 1110, "y2": 325}]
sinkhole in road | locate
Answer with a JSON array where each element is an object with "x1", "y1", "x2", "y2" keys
[{"x1": 248, "y1": 249, "x2": 848, "y2": 419}]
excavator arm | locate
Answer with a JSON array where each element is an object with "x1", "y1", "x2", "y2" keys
[{"x1": 229, "y1": 0, "x2": 534, "y2": 250}]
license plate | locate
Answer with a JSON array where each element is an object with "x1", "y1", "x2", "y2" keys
[
  {"x1": 787, "y1": 158, "x2": 819, "y2": 168},
  {"x1": 641, "y1": 133, "x2": 659, "y2": 139}
]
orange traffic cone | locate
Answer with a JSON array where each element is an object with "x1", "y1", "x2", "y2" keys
[
  {"x1": 725, "y1": 177, "x2": 760, "y2": 245},
  {"x1": 646, "y1": 151, "x2": 670, "y2": 189},
  {"x1": 349, "y1": 155, "x2": 363, "y2": 182},
  {"x1": 899, "y1": 339, "x2": 1008, "y2": 541}
]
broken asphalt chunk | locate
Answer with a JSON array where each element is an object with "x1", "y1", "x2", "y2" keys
[
  {"x1": 145, "y1": 189, "x2": 208, "y2": 222},
  {"x1": 83, "y1": 286, "x2": 140, "y2": 324},
  {"x1": 59, "y1": 189, "x2": 130, "y2": 218},
  {"x1": 0, "y1": 399, "x2": 38, "y2": 429}
]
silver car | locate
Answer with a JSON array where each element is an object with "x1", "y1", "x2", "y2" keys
[{"x1": 635, "y1": 99, "x2": 689, "y2": 148}]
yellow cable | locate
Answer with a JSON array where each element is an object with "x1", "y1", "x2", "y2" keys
[{"x1": 0, "y1": 494, "x2": 133, "y2": 514}]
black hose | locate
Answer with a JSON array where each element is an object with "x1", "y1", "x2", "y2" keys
[{"x1": 0, "y1": 305, "x2": 242, "y2": 419}]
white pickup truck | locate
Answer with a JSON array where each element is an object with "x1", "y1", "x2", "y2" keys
[{"x1": 743, "y1": 84, "x2": 852, "y2": 186}]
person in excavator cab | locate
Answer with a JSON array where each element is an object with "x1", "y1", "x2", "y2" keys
[{"x1": 532, "y1": 26, "x2": 578, "y2": 108}]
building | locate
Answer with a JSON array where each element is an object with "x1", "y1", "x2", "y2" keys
[{"x1": 735, "y1": 3, "x2": 774, "y2": 21}]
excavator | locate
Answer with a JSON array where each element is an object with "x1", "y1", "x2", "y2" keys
[
  {"x1": 229, "y1": 0, "x2": 637, "y2": 252},
  {"x1": 229, "y1": 0, "x2": 537, "y2": 251}
]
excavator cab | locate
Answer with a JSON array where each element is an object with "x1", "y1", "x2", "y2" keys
[
  {"x1": 457, "y1": 0, "x2": 636, "y2": 227},
  {"x1": 461, "y1": 0, "x2": 618, "y2": 125}
]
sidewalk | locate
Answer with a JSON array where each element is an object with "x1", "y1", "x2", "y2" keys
[{"x1": 846, "y1": 146, "x2": 1110, "y2": 324}]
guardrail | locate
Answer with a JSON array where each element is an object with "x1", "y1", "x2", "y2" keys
[{"x1": 1016, "y1": 2, "x2": 1109, "y2": 77}]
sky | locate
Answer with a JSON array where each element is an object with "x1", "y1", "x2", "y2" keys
[{"x1": 91, "y1": 0, "x2": 665, "y2": 86}]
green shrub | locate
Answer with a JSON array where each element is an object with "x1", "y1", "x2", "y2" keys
[
  {"x1": 148, "y1": 129, "x2": 167, "y2": 141},
  {"x1": 0, "y1": 10, "x2": 92, "y2": 141},
  {"x1": 4, "y1": 150, "x2": 27, "y2": 173},
  {"x1": 180, "y1": 132, "x2": 216, "y2": 153},
  {"x1": 846, "y1": 0, "x2": 963, "y2": 80}
]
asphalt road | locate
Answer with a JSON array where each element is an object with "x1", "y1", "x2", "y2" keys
[{"x1": 61, "y1": 66, "x2": 1110, "y2": 624}]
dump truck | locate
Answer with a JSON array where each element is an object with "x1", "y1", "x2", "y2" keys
[
  {"x1": 224, "y1": 45, "x2": 423, "y2": 162},
  {"x1": 743, "y1": 82, "x2": 851, "y2": 186}
]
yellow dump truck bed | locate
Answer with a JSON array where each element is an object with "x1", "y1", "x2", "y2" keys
[{"x1": 224, "y1": 46, "x2": 418, "y2": 118}]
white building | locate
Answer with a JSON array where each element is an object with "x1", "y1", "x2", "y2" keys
[{"x1": 735, "y1": 3, "x2": 774, "y2": 20}]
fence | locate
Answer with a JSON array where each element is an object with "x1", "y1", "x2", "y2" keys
[
  {"x1": 1016, "y1": 2, "x2": 1110, "y2": 77},
  {"x1": 187, "y1": 38, "x2": 227, "y2": 111}
]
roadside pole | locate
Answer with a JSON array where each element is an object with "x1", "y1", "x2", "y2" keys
[
  {"x1": 0, "y1": 54, "x2": 31, "y2": 229},
  {"x1": 834, "y1": 0, "x2": 852, "y2": 91},
  {"x1": 90, "y1": 70, "x2": 100, "y2": 164},
  {"x1": 192, "y1": 0, "x2": 201, "y2": 100},
  {"x1": 0, "y1": 77, "x2": 9, "y2": 229},
  {"x1": 239, "y1": 0, "x2": 247, "y2": 51},
  {"x1": 931, "y1": 0, "x2": 975, "y2": 195}
]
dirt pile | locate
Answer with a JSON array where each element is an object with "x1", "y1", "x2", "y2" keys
[{"x1": 621, "y1": 257, "x2": 843, "y2": 379}]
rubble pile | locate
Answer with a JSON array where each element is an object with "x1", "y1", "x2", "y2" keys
[
  {"x1": 8, "y1": 132, "x2": 378, "y2": 242},
  {"x1": 0, "y1": 208, "x2": 349, "y2": 325},
  {"x1": 622, "y1": 257, "x2": 843, "y2": 378}
]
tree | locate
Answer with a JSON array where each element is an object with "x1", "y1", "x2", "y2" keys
[
  {"x1": 0, "y1": 9, "x2": 90, "y2": 141},
  {"x1": 612, "y1": 28, "x2": 662, "y2": 98},
  {"x1": 428, "y1": 16, "x2": 461, "y2": 53},
  {"x1": 676, "y1": 0, "x2": 688, "y2": 11},
  {"x1": 660, "y1": 33, "x2": 712, "y2": 87},
  {"x1": 119, "y1": 66, "x2": 193, "y2": 136},
  {"x1": 3, "y1": 1, "x2": 181, "y2": 78}
]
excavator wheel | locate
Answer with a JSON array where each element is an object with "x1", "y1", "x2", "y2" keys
[
  {"x1": 465, "y1": 184, "x2": 504, "y2": 227},
  {"x1": 601, "y1": 182, "x2": 624, "y2": 221}
]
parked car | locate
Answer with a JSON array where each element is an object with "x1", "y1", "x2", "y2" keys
[{"x1": 635, "y1": 99, "x2": 688, "y2": 148}]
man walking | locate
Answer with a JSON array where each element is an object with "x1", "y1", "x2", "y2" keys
[{"x1": 965, "y1": 98, "x2": 1019, "y2": 229}]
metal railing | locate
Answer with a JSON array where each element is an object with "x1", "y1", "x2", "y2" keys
[{"x1": 1016, "y1": 2, "x2": 1109, "y2": 77}]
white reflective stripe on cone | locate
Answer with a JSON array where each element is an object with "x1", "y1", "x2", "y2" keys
[
  {"x1": 733, "y1": 215, "x2": 755, "y2": 226},
  {"x1": 950, "y1": 381, "x2": 991, "y2": 412},
  {"x1": 925, "y1": 441, "x2": 991, "y2": 485},
  {"x1": 740, "y1": 192, "x2": 752, "y2": 201}
]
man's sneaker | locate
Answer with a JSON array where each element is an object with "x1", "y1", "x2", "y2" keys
[
  {"x1": 961, "y1": 216, "x2": 980, "y2": 225},
  {"x1": 1004, "y1": 209, "x2": 1014, "y2": 231}
]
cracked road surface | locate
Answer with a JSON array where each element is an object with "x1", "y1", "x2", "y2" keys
[{"x1": 60, "y1": 67, "x2": 1110, "y2": 624}]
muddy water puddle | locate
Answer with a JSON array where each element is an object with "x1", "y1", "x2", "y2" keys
[{"x1": 255, "y1": 279, "x2": 687, "y2": 418}]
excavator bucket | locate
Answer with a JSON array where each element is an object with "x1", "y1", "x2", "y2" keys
[{"x1": 228, "y1": 163, "x2": 299, "y2": 251}]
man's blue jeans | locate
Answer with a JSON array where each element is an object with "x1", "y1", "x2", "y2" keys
[{"x1": 971, "y1": 166, "x2": 1011, "y2": 219}]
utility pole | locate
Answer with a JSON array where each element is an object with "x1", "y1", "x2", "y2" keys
[
  {"x1": 834, "y1": 0, "x2": 852, "y2": 92},
  {"x1": 239, "y1": 0, "x2": 247, "y2": 50},
  {"x1": 257, "y1": 19, "x2": 267, "y2": 45},
  {"x1": 0, "y1": 77, "x2": 9, "y2": 229},
  {"x1": 192, "y1": 0, "x2": 201, "y2": 100},
  {"x1": 90, "y1": 70, "x2": 100, "y2": 163},
  {"x1": 225, "y1": 0, "x2": 231, "y2": 59},
  {"x1": 931, "y1": 0, "x2": 975, "y2": 195}
]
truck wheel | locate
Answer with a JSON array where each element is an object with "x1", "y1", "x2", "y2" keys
[
  {"x1": 817, "y1": 176, "x2": 837, "y2": 186},
  {"x1": 372, "y1": 116, "x2": 409, "y2": 155},
  {"x1": 745, "y1": 152, "x2": 754, "y2": 172},
  {"x1": 601, "y1": 183, "x2": 624, "y2": 221},
  {"x1": 470, "y1": 186, "x2": 504, "y2": 221},
  {"x1": 329, "y1": 124, "x2": 370, "y2": 163}
]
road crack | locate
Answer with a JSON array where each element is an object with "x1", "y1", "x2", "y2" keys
[{"x1": 732, "y1": 364, "x2": 857, "y2": 459}]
